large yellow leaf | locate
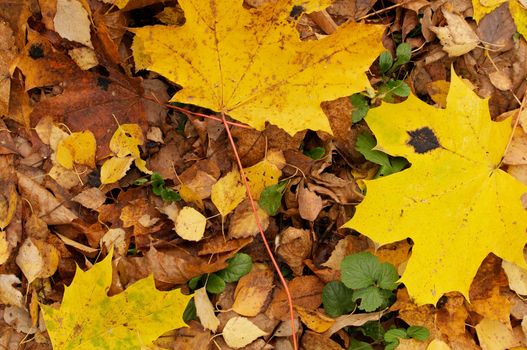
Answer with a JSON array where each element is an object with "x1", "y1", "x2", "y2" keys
[
  {"x1": 41, "y1": 250, "x2": 191, "y2": 350},
  {"x1": 345, "y1": 70, "x2": 527, "y2": 306},
  {"x1": 132, "y1": 0, "x2": 384, "y2": 135},
  {"x1": 510, "y1": 0, "x2": 527, "y2": 39}
]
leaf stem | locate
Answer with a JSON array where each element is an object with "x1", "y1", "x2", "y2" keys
[{"x1": 220, "y1": 111, "x2": 299, "y2": 350}]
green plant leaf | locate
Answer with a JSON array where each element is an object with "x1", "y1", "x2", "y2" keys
[
  {"x1": 259, "y1": 181, "x2": 286, "y2": 216},
  {"x1": 394, "y1": 43, "x2": 411, "y2": 66},
  {"x1": 188, "y1": 275, "x2": 203, "y2": 290},
  {"x1": 215, "y1": 253, "x2": 252, "y2": 283},
  {"x1": 407, "y1": 326, "x2": 430, "y2": 341},
  {"x1": 350, "y1": 93, "x2": 370, "y2": 123},
  {"x1": 304, "y1": 147, "x2": 325, "y2": 160},
  {"x1": 355, "y1": 133, "x2": 391, "y2": 168},
  {"x1": 341, "y1": 252, "x2": 381, "y2": 289},
  {"x1": 359, "y1": 321, "x2": 385, "y2": 342},
  {"x1": 384, "y1": 339, "x2": 400, "y2": 350},
  {"x1": 206, "y1": 273, "x2": 226, "y2": 294},
  {"x1": 322, "y1": 281, "x2": 355, "y2": 317},
  {"x1": 377, "y1": 157, "x2": 409, "y2": 178},
  {"x1": 375, "y1": 262, "x2": 399, "y2": 291},
  {"x1": 353, "y1": 286, "x2": 384, "y2": 312},
  {"x1": 160, "y1": 188, "x2": 181, "y2": 202},
  {"x1": 348, "y1": 339, "x2": 374, "y2": 350},
  {"x1": 183, "y1": 298, "x2": 197, "y2": 323},
  {"x1": 379, "y1": 51, "x2": 393, "y2": 74},
  {"x1": 384, "y1": 328, "x2": 408, "y2": 343}
]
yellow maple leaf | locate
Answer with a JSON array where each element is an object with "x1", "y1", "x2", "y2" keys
[
  {"x1": 56, "y1": 130, "x2": 96, "y2": 169},
  {"x1": 211, "y1": 169, "x2": 246, "y2": 217},
  {"x1": 345, "y1": 69, "x2": 527, "y2": 305},
  {"x1": 132, "y1": 0, "x2": 384, "y2": 135},
  {"x1": 41, "y1": 249, "x2": 191, "y2": 350},
  {"x1": 510, "y1": 0, "x2": 527, "y2": 39},
  {"x1": 471, "y1": 0, "x2": 507, "y2": 22}
]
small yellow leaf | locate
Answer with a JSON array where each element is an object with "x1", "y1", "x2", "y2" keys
[
  {"x1": 179, "y1": 185, "x2": 204, "y2": 209},
  {"x1": 175, "y1": 206, "x2": 206, "y2": 241},
  {"x1": 100, "y1": 156, "x2": 134, "y2": 184},
  {"x1": 41, "y1": 249, "x2": 191, "y2": 350},
  {"x1": 56, "y1": 130, "x2": 96, "y2": 169},
  {"x1": 16, "y1": 238, "x2": 59, "y2": 283},
  {"x1": 296, "y1": 306, "x2": 335, "y2": 333},
  {"x1": 134, "y1": 157, "x2": 152, "y2": 174},
  {"x1": 476, "y1": 318, "x2": 521, "y2": 350},
  {"x1": 0, "y1": 232, "x2": 11, "y2": 266},
  {"x1": 245, "y1": 159, "x2": 281, "y2": 200},
  {"x1": 0, "y1": 185, "x2": 17, "y2": 230},
  {"x1": 222, "y1": 316, "x2": 267, "y2": 348},
  {"x1": 427, "y1": 339, "x2": 451, "y2": 350},
  {"x1": 110, "y1": 123, "x2": 144, "y2": 158},
  {"x1": 211, "y1": 169, "x2": 246, "y2": 217}
]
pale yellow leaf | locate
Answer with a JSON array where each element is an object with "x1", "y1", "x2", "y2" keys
[
  {"x1": 211, "y1": 169, "x2": 246, "y2": 217},
  {"x1": 427, "y1": 339, "x2": 451, "y2": 350},
  {"x1": 0, "y1": 275, "x2": 23, "y2": 307},
  {"x1": 476, "y1": 318, "x2": 521, "y2": 350},
  {"x1": 194, "y1": 287, "x2": 219, "y2": 332},
  {"x1": 54, "y1": 0, "x2": 92, "y2": 47},
  {"x1": 110, "y1": 123, "x2": 144, "y2": 158},
  {"x1": 222, "y1": 316, "x2": 267, "y2": 348},
  {"x1": 16, "y1": 238, "x2": 59, "y2": 283},
  {"x1": 175, "y1": 206, "x2": 206, "y2": 241},
  {"x1": 100, "y1": 156, "x2": 134, "y2": 184}
]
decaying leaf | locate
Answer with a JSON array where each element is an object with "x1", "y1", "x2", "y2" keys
[
  {"x1": 0, "y1": 275, "x2": 23, "y2": 307},
  {"x1": 232, "y1": 263, "x2": 274, "y2": 317},
  {"x1": 16, "y1": 238, "x2": 60, "y2": 283},
  {"x1": 132, "y1": 0, "x2": 384, "y2": 135},
  {"x1": 430, "y1": 9, "x2": 479, "y2": 57},
  {"x1": 298, "y1": 185, "x2": 323, "y2": 221},
  {"x1": 345, "y1": 70, "x2": 527, "y2": 305},
  {"x1": 276, "y1": 227, "x2": 313, "y2": 276},
  {"x1": 194, "y1": 287, "x2": 219, "y2": 333},
  {"x1": 295, "y1": 306, "x2": 335, "y2": 333},
  {"x1": 41, "y1": 250, "x2": 191, "y2": 349},
  {"x1": 222, "y1": 316, "x2": 267, "y2": 348}
]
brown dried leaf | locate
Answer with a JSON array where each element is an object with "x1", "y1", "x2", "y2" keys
[
  {"x1": 301, "y1": 331, "x2": 344, "y2": 350},
  {"x1": 232, "y1": 263, "x2": 274, "y2": 317},
  {"x1": 430, "y1": 9, "x2": 479, "y2": 57},
  {"x1": 267, "y1": 276, "x2": 324, "y2": 321},
  {"x1": 298, "y1": 186, "x2": 323, "y2": 222},
  {"x1": 276, "y1": 227, "x2": 313, "y2": 276},
  {"x1": 228, "y1": 200, "x2": 269, "y2": 239}
]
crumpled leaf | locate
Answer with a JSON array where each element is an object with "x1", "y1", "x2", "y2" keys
[
  {"x1": 211, "y1": 169, "x2": 246, "y2": 217},
  {"x1": 41, "y1": 249, "x2": 191, "y2": 349},
  {"x1": 345, "y1": 69, "x2": 527, "y2": 305},
  {"x1": 0, "y1": 275, "x2": 23, "y2": 307},
  {"x1": 222, "y1": 316, "x2": 267, "y2": 348},
  {"x1": 132, "y1": 0, "x2": 384, "y2": 135},
  {"x1": 430, "y1": 9, "x2": 479, "y2": 57},
  {"x1": 56, "y1": 130, "x2": 96, "y2": 169}
]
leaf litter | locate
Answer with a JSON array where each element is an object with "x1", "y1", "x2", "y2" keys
[{"x1": 1, "y1": 0, "x2": 527, "y2": 349}]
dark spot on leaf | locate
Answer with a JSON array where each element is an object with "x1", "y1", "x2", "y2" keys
[
  {"x1": 436, "y1": 295, "x2": 448, "y2": 308},
  {"x1": 96, "y1": 77, "x2": 111, "y2": 91},
  {"x1": 407, "y1": 127, "x2": 440, "y2": 154},
  {"x1": 290, "y1": 5, "x2": 304, "y2": 19},
  {"x1": 125, "y1": 132, "x2": 132, "y2": 138},
  {"x1": 28, "y1": 44, "x2": 44, "y2": 59}
]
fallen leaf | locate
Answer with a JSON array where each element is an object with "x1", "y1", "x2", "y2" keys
[
  {"x1": 295, "y1": 306, "x2": 335, "y2": 333},
  {"x1": 476, "y1": 318, "x2": 522, "y2": 350},
  {"x1": 0, "y1": 275, "x2": 23, "y2": 307},
  {"x1": 100, "y1": 156, "x2": 134, "y2": 184},
  {"x1": 471, "y1": 0, "x2": 507, "y2": 22},
  {"x1": 54, "y1": 0, "x2": 92, "y2": 47},
  {"x1": 4, "y1": 306, "x2": 37, "y2": 334},
  {"x1": 504, "y1": 128, "x2": 527, "y2": 165},
  {"x1": 510, "y1": 0, "x2": 527, "y2": 39},
  {"x1": 110, "y1": 123, "x2": 144, "y2": 158},
  {"x1": 228, "y1": 200, "x2": 269, "y2": 239},
  {"x1": 298, "y1": 185, "x2": 323, "y2": 221},
  {"x1": 503, "y1": 260, "x2": 527, "y2": 295},
  {"x1": 211, "y1": 169, "x2": 246, "y2": 217},
  {"x1": 323, "y1": 311, "x2": 385, "y2": 337},
  {"x1": 72, "y1": 187, "x2": 107, "y2": 210},
  {"x1": 56, "y1": 130, "x2": 96, "y2": 169},
  {"x1": 267, "y1": 275, "x2": 324, "y2": 321},
  {"x1": 41, "y1": 249, "x2": 191, "y2": 349},
  {"x1": 345, "y1": 69, "x2": 527, "y2": 305},
  {"x1": 222, "y1": 316, "x2": 267, "y2": 348},
  {"x1": 427, "y1": 339, "x2": 451, "y2": 350},
  {"x1": 301, "y1": 331, "x2": 344, "y2": 350},
  {"x1": 232, "y1": 263, "x2": 274, "y2": 317},
  {"x1": 16, "y1": 238, "x2": 60, "y2": 283},
  {"x1": 245, "y1": 157, "x2": 282, "y2": 200},
  {"x1": 175, "y1": 206, "x2": 207, "y2": 241},
  {"x1": 276, "y1": 227, "x2": 313, "y2": 276},
  {"x1": 132, "y1": 0, "x2": 384, "y2": 135},
  {"x1": 0, "y1": 21, "x2": 16, "y2": 116},
  {"x1": 430, "y1": 9, "x2": 479, "y2": 56},
  {"x1": 194, "y1": 287, "x2": 219, "y2": 333},
  {"x1": 68, "y1": 47, "x2": 98, "y2": 70},
  {"x1": 17, "y1": 172, "x2": 77, "y2": 225},
  {"x1": 100, "y1": 228, "x2": 127, "y2": 256}
]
